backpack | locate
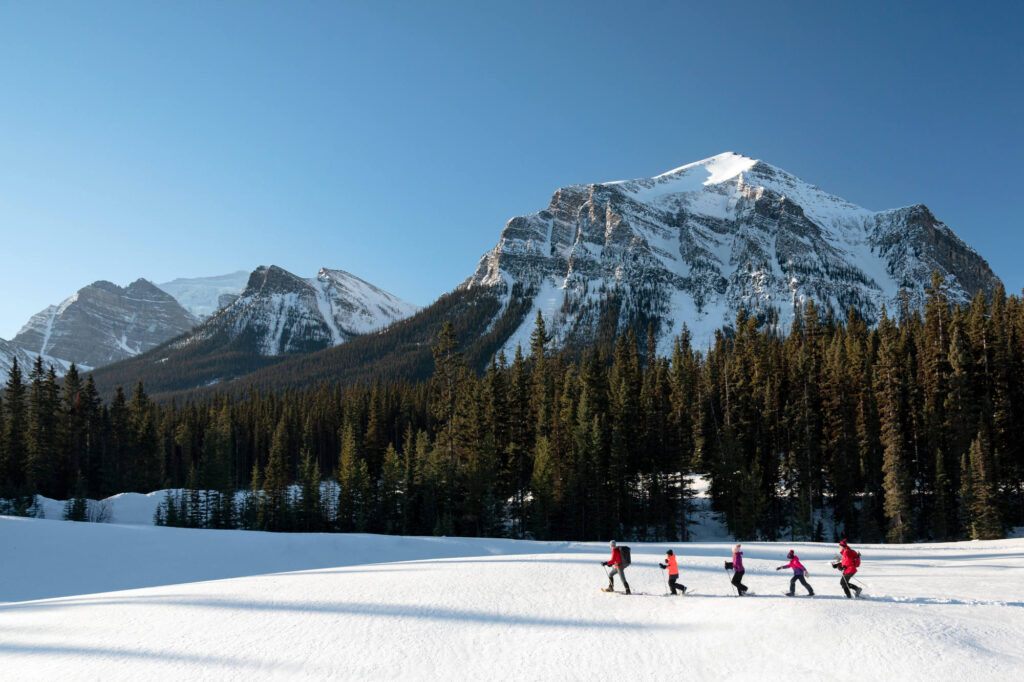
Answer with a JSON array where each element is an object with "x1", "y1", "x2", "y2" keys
[
  {"x1": 852, "y1": 551, "x2": 861, "y2": 569},
  {"x1": 619, "y1": 546, "x2": 632, "y2": 568}
]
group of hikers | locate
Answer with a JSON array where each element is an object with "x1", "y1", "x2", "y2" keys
[{"x1": 601, "y1": 538, "x2": 864, "y2": 598}]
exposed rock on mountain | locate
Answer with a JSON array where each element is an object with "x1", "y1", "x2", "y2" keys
[
  {"x1": 465, "y1": 152, "x2": 1000, "y2": 352},
  {"x1": 177, "y1": 265, "x2": 420, "y2": 356},
  {"x1": 88, "y1": 265, "x2": 420, "y2": 396},
  {"x1": 11, "y1": 279, "x2": 198, "y2": 370}
]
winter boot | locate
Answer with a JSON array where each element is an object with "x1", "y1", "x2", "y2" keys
[{"x1": 625, "y1": 586, "x2": 632, "y2": 595}]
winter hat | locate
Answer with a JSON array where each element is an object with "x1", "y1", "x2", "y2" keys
[
  {"x1": 787, "y1": 550, "x2": 795, "y2": 559},
  {"x1": 839, "y1": 539, "x2": 848, "y2": 548},
  {"x1": 666, "y1": 549, "x2": 674, "y2": 556},
  {"x1": 733, "y1": 543, "x2": 741, "y2": 553},
  {"x1": 609, "y1": 540, "x2": 617, "y2": 548}
]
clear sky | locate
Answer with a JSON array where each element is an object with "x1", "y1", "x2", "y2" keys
[{"x1": 1, "y1": 0, "x2": 1021, "y2": 339}]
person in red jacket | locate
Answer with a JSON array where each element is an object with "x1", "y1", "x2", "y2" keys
[
  {"x1": 659, "y1": 549, "x2": 686, "y2": 595},
  {"x1": 602, "y1": 540, "x2": 631, "y2": 594},
  {"x1": 836, "y1": 539, "x2": 863, "y2": 599}
]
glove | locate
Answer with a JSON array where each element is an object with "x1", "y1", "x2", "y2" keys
[
  {"x1": 601, "y1": 561, "x2": 607, "y2": 566},
  {"x1": 659, "y1": 563, "x2": 666, "y2": 569},
  {"x1": 776, "y1": 566, "x2": 783, "y2": 571}
]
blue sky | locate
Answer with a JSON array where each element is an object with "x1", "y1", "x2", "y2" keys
[{"x1": 1, "y1": 0, "x2": 1021, "y2": 339}]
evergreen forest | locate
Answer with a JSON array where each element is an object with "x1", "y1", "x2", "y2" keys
[{"x1": 1, "y1": 274, "x2": 1022, "y2": 543}]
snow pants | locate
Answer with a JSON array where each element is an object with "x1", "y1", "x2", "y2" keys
[
  {"x1": 840, "y1": 573, "x2": 861, "y2": 598},
  {"x1": 789, "y1": 574, "x2": 814, "y2": 595},
  {"x1": 731, "y1": 570, "x2": 748, "y2": 595},
  {"x1": 608, "y1": 565, "x2": 630, "y2": 591},
  {"x1": 668, "y1": 574, "x2": 686, "y2": 595}
]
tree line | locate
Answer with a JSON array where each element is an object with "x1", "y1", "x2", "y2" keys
[{"x1": 1, "y1": 273, "x2": 1022, "y2": 541}]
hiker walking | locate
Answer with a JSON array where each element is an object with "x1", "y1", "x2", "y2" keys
[
  {"x1": 659, "y1": 549, "x2": 686, "y2": 595},
  {"x1": 776, "y1": 549, "x2": 814, "y2": 596},
  {"x1": 834, "y1": 539, "x2": 863, "y2": 599},
  {"x1": 726, "y1": 543, "x2": 748, "y2": 596},
  {"x1": 602, "y1": 540, "x2": 631, "y2": 594}
]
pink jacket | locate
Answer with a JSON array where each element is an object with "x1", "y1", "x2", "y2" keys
[{"x1": 782, "y1": 556, "x2": 806, "y2": 575}]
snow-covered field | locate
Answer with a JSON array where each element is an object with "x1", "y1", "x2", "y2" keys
[{"x1": 2, "y1": 517, "x2": 1022, "y2": 680}]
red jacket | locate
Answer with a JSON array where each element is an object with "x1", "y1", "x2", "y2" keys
[
  {"x1": 606, "y1": 547, "x2": 622, "y2": 567},
  {"x1": 840, "y1": 547, "x2": 859, "y2": 575}
]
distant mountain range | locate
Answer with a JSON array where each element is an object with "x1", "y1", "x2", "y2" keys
[
  {"x1": 0, "y1": 266, "x2": 417, "y2": 384},
  {"x1": 81, "y1": 152, "x2": 1001, "y2": 399}
]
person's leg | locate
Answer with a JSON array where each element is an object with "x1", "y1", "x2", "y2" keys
[
  {"x1": 621, "y1": 566, "x2": 630, "y2": 593},
  {"x1": 798, "y1": 574, "x2": 814, "y2": 595},
  {"x1": 788, "y1": 575, "x2": 797, "y2": 595},
  {"x1": 840, "y1": 574, "x2": 852, "y2": 598}
]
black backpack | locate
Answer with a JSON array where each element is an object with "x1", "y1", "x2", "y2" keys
[{"x1": 620, "y1": 546, "x2": 632, "y2": 568}]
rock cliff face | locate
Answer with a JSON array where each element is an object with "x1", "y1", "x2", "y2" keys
[
  {"x1": 464, "y1": 153, "x2": 1001, "y2": 353},
  {"x1": 10, "y1": 279, "x2": 198, "y2": 370},
  {"x1": 175, "y1": 265, "x2": 420, "y2": 356}
]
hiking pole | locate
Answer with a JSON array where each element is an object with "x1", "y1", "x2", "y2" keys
[{"x1": 663, "y1": 566, "x2": 670, "y2": 595}]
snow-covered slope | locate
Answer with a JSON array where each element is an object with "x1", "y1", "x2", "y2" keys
[
  {"x1": 10, "y1": 279, "x2": 198, "y2": 371},
  {"x1": 177, "y1": 265, "x2": 420, "y2": 356},
  {"x1": 157, "y1": 271, "x2": 250, "y2": 320},
  {"x1": 466, "y1": 152, "x2": 1001, "y2": 352},
  {"x1": 1, "y1": 517, "x2": 1021, "y2": 680}
]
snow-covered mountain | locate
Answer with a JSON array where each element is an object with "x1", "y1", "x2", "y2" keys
[
  {"x1": 156, "y1": 271, "x2": 249, "y2": 320},
  {"x1": 176, "y1": 265, "x2": 420, "y2": 356},
  {"x1": 465, "y1": 152, "x2": 1001, "y2": 352},
  {"x1": 9, "y1": 279, "x2": 198, "y2": 371}
]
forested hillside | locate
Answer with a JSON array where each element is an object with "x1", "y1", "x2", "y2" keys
[{"x1": 2, "y1": 274, "x2": 1022, "y2": 542}]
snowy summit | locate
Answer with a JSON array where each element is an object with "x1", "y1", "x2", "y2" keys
[{"x1": 466, "y1": 152, "x2": 1000, "y2": 353}]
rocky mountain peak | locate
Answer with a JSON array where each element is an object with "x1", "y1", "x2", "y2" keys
[
  {"x1": 464, "y1": 153, "x2": 1001, "y2": 354},
  {"x1": 10, "y1": 278, "x2": 198, "y2": 370}
]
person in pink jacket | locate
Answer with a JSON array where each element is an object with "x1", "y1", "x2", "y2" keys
[
  {"x1": 776, "y1": 549, "x2": 814, "y2": 596},
  {"x1": 726, "y1": 543, "x2": 748, "y2": 596}
]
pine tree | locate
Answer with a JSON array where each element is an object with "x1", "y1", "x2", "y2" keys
[
  {"x1": 379, "y1": 443, "x2": 402, "y2": 533},
  {"x1": 529, "y1": 435, "x2": 555, "y2": 539},
  {"x1": 63, "y1": 470, "x2": 89, "y2": 522},
  {"x1": 876, "y1": 318, "x2": 913, "y2": 543},
  {"x1": 1, "y1": 358, "x2": 28, "y2": 497},
  {"x1": 967, "y1": 431, "x2": 1002, "y2": 539},
  {"x1": 297, "y1": 446, "x2": 323, "y2": 531},
  {"x1": 260, "y1": 416, "x2": 292, "y2": 531}
]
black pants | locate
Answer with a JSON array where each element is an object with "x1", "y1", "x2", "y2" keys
[
  {"x1": 731, "y1": 570, "x2": 747, "y2": 595},
  {"x1": 840, "y1": 573, "x2": 861, "y2": 598},
  {"x1": 668, "y1": 574, "x2": 686, "y2": 595},
  {"x1": 789, "y1": 574, "x2": 814, "y2": 595}
]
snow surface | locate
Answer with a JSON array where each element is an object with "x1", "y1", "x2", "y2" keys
[
  {"x1": 1, "y1": 515, "x2": 1022, "y2": 680},
  {"x1": 157, "y1": 271, "x2": 250, "y2": 320}
]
